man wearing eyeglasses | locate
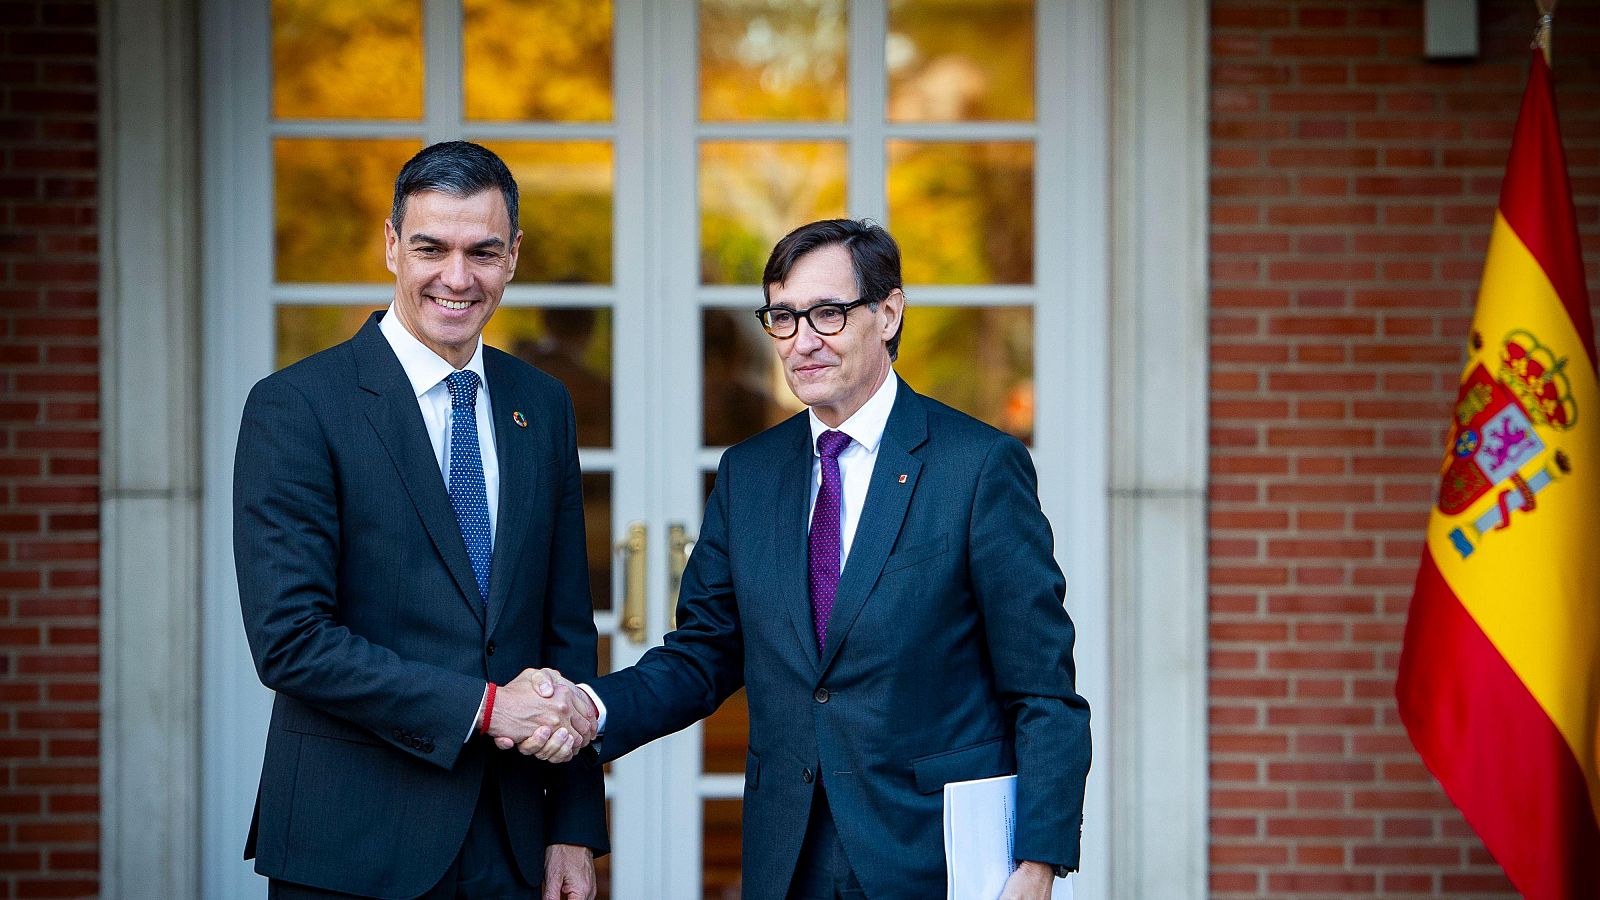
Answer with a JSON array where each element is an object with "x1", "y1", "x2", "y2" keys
[{"x1": 523, "y1": 218, "x2": 1091, "y2": 899}]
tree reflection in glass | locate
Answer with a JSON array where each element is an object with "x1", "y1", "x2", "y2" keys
[
  {"x1": 887, "y1": 0, "x2": 1035, "y2": 122},
  {"x1": 700, "y1": 0, "x2": 847, "y2": 122},
  {"x1": 896, "y1": 306, "x2": 1034, "y2": 444},
  {"x1": 272, "y1": 0, "x2": 423, "y2": 120},
  {"x1": 700, "y1": 141, "x2": 847, "y2": 285},
  {"x1": 463, "y1": 0, "x2": 613, "y2": 122},
  {"x1": 481, "y1": 142, "x2": 615, "y2": 285},
  {"x1": 887, "y1": 141, "x2": 1034, "y2": 285},
  {"x1": 274, "y1": 138, "x2": 420, "y2": 284}
]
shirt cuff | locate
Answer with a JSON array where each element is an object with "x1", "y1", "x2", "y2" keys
[
  {"x1": 466, "y1": 683, "x2": 488, "y2": 743},
  {"x1": 577, "y1": 683, "x2": 607, "y2": 734}
]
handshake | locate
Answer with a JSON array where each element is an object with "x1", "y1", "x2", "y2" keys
[{"x1": 484, "y1": 668, "x2": 598, "y2": 764}]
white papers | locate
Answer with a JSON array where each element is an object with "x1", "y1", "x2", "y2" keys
[
  {"x1": 944, "y1": 774, "x2": 1015, "y2": 900},
  {"x1": 943, "y1": 774, "x2": 1074, "y2": 900}
]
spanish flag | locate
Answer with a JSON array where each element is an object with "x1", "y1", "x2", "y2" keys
[{"x1": 1397, "y1": 49, "x2": 1600, "y2": 898}]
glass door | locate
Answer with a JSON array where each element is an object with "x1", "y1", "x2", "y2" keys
[
  {"x1": 204, "y1": 1, "x2": 1077, "y2": 897},
  {"x1": 655, "y1": 2, "x2": 1052, "y2": 897},
  {"x1": 208, "y1": 1, "x2": 649, "y2": 896}
]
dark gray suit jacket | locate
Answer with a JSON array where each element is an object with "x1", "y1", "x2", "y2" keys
[
  {"x1": 234, "y1": 313, "x2": 607, "y2": 898},
  {"x1": 592, "y1": 379, "x2": 1091, "y2": 900}
]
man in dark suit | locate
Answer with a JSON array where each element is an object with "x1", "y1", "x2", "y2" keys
[
  {"x1": 527, "y1": 219, "x2": 1091, "y2": 899},
  {"x1": 235, "y1": 141, "x2": 606, "y2": 899}
]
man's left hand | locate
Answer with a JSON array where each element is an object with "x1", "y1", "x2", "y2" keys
[
  {"x1": 998, "y1": 860, "x2": 1056, "y2": 900},
  {"x1": 542, "y1": 843, "x2": 595, "y2": 900}
]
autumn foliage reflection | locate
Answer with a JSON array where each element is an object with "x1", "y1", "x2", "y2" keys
[
  {"x1": 272, "y1": 0, "x2": 423, "y2": 120},
  {"x1": 464, "y1": 0, "x2": 613, "y2": 122}
]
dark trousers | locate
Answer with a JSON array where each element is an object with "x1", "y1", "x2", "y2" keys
[
  {"x1": 786, "y1": 783, "x2": 867, "y2": 900},
  {"x1": 269, "y1": 769, "x2": 534, "y2": 900}
]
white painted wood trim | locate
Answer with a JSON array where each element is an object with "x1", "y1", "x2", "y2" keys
[
  {"x1": 198, "y1": 0, "x2": 276, "y2": 895},
  {"x1": 98, "y1": 0, "x2": 202, "y2": 896},
  {"x1": 1108, "y1": 0, "x2": 1210, "y2": 898},
  {"x1": 1037, "y1": 0, "x2": 1110, "y2": 895}
]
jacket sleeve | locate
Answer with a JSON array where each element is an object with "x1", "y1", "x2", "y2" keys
[
  {"x1": 968, "y1": 434, "x2": 1092, "y2": 871},
  {"x1": 536, "y1": 392, "x2": 610, "y2": 853},
  {"x1": 587, "y1": 453, "x2": 746, "y2": 763},
  {"x1": 234, "y1": 376, "x2": 485, "y2": 769}
]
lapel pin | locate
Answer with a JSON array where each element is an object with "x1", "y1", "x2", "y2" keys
[
  {"x1": 512, "y1": 410, "x2": 528, "y2": 428},
  {"x1": 898, "y1": 474, "x2": 908, "y2": 484}
]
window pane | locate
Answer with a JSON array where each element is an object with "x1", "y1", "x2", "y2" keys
[
  {"x1": 581, "y1": 473, "x2": 613, "y2": 614},
  {"x1": 699, "y1": 0, "x2": 847, "y2": 122},
  {"x1": 274, "y1": 304, "x2": 385, "y2": 369},
  {"x1": 490, "y1": 308, "x2": 614, "y2": 448},
  {"x1": 703, "y1": 799, "x2": 743, "y2": 900},
  {"x1": 702, "y1": 687, "x2": 748, "y2": 774},
  {"x1": 275, "y1": 305, "x2": 614, "y2": 451},
  {"x1": 896, "y1": 306, "x2": 1034, "y2": 442},
  {"x1": 700, "y1": 141, "x2": 847, "y2": 285},
  {"x1": 463, "y1": 0, "x2": 614, "y2": 122},
  {"x1": 887, "y1": 141, "x2": 1033, "y2": 285},
  {"x1": 702, "y1": 309, "x2": 789, "y2": 446},
  {"x1": 272, "y1": 0, "x2": 423, "y2": 120},
  {"x1": 275, "y1": 138, "x2": 418, "y2": 284},
  {"x1": 887, "y1": 0, "x2": 1034, "y2": 122},
  {"x1": 481, "y1": 142, "x2": 614, "y2": 285}
]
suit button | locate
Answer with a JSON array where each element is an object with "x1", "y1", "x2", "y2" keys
[
  {"x1": 486, "y1": 640, "x2": 496, "y2": 656},
  {"x1": 802, "y1": 767, "x2": 814, "y2": 784},
  {"x1": 813, "y1": 688, "x2": 829, "y2": 704},
  {"x1": 393, "y1": 728, "x2": 403, "y2": 741},
  {"x1": 422, "y1": 740, "x2": 435, "y2": 754}
]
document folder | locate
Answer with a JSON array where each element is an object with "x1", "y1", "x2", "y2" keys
[{"x1": 943, "y1": 774, "x2": 1073, "y2": 900}]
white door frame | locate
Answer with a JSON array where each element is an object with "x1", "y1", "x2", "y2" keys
[{"x1": 99, "y1": 1, "x2": 1209, "y2": 897}]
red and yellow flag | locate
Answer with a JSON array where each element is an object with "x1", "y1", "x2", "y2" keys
[{"x1": 1397, "y1": 49, "x2": 1600, "y2": 898}]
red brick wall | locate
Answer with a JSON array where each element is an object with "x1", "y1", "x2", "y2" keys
[
  {"x1": 1210, "y1": 1, "x2": 1600, "y2": 897},
  {"x1": 0, "y1": 1, "x2": 101, "y2": 898}
]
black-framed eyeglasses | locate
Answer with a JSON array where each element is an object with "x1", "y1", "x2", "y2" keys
[{"x1": 754, "y1": 299, "x2": 874, "y2": 339}]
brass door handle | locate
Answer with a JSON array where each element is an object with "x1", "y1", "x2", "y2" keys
[
  {"x1": 618, "y1": 521, "x2": 647, "y2": 644},
  {"x1": 667, "y1": 523, "x2": 697, "y2": 630}
]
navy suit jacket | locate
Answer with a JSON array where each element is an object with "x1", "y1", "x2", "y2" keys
[
  {"x1": 592, "y1": 379, "x2": 1091, "y2": 900},
  {"x1": 234, "y1": 312, "x2": 607, "y2": 898}
]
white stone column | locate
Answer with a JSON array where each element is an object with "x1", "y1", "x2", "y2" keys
[
  {"x1": 98, "y1": 0, "x2": 201, "y2": 896},
  {"x1": 1109, "y1": 0, "x2": 1210, "y2": 896}
]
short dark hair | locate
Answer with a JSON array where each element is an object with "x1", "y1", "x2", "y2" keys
[
  {"x1": 390, "y1": 141, "x2": 520, "y2": 238},
  {"x1": 761, "y1": 218, "x2": 904, "y2": 360}
]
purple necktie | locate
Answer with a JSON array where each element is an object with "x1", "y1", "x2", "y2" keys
[{"x1": 808, "y1": 430, "x2": 853, "y2": 652}]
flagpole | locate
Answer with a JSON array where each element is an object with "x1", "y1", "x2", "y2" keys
[{"x1": 1534, "y1": 0, "x2": 1557, "y2": 65}]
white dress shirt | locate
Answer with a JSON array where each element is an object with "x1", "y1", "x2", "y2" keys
[
  {"x1": 806, "y1": 369, "x2": 899, "y2": 570},
  {"x1": 379, "y1": 306, "x2": 499, "y2": 544},
  {"x1": 379, "y1": 307, "x2": 501, "y2": 741}
]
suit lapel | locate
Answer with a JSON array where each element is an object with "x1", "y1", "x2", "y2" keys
[
  {"x1": 483, "y1": 350, "x2": 540, "y2": 636},
  {"x1": 817, "y1": 381, "x2": 928, "y2": 677},
  {"x1": 355, "y1": 314, "x2": 486, "y2": 626},
  {"x1": 773, "y1": 416, "x2": 820, "y2": 677}
]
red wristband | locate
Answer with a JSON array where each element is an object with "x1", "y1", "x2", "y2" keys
[{"x1": 480, "y1": 682, "x2": 497, "y2": 736}]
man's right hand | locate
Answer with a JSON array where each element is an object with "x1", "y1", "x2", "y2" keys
[{"x1": 487, "y1": 668, "x2": 598, "y2": 763}]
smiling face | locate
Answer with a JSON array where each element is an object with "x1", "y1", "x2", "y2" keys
[
  {"x1": 384, "y1": 188, "x2": 521, "y2": 368},
  {"x1": 767, "y1": 243, "x2": 903, "y2": 427}
]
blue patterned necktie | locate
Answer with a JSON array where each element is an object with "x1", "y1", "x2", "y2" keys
[
  {"x1": 808, "y1": 430, "x2": 853, "y2": 652},
  {"x1": 445, "y1": 369, "x2": 491, "y2": 605}
]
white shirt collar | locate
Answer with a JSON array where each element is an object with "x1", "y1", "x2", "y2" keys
[
  {"x1": 809, "y1": 369, "x2": 899, "y2": 455},
  {"x1": 379, "y1": 304, "x2": 487, "y2": 398}
]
